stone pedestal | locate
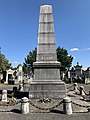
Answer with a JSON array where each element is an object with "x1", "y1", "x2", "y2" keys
[
  {"x1": 21, "y1": 97, "x2": 29, "y2": 114},
  {"x1": 80, "y1": 86, "x2": 85, "y2": 96},
  {"x1": 63, "y1": 97, "x2": 72, "y2": 115},
  {"x1": 30, "y1": 81, "x2": 66, "y2": 99},
  {"x1": 73, "y1": 83, "x2": 78, "y2": 91},
  {"x1": 2, "y1": 90, "x2": 7, "y2": 102},
  {"x1": 30, "y1": 5, "x2": 66, "y2": 99}
]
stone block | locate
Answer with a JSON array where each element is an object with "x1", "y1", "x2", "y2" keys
[{"x1": 30, "y1": 81, "x2": 66, "y2": 99}]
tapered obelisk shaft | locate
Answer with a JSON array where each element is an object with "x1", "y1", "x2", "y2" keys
[
  {"x1": 37, "y1": 5, "x2": 57, "y2": 62},
  {"x1": 33, "y1": 5, "x2": 61, "y2": 81}
]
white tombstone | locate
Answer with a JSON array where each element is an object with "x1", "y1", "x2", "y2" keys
[
  {"x1": 21, "y1": 97, "x2": 29, "y2": 114},
  {"x1": 2, "y1": 90, "x2": 7, "y2": 102},
  {"x1": 63, "y1": 96, "x2": 72, "y2": 115},
  {"x1": 18, "y1": 65, "x2": 23, "y2": 82}
]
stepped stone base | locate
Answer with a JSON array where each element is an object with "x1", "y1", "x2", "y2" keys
[{"x1": 29, "y1": 81, "x2": 66, "y2": 99}]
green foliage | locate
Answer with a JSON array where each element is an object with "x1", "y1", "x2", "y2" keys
[
  {"x1": 23, "y1": 46, "x2": 73, "y2": 73},
  {"x1": 0, "y1": 53, "x2": 11, "y2": 73},
  {"x1": 9, "y1": 97, "x2": 17, "y2": 105},
  {"x1": 57, "y1": 46, "x2": 73, "y2": 71},
  {"x1": 38, "y1": 97, "x2": 53, "y2": 103},
  {"x1": 23, "y1": 48, "x2": 37, "y2": 74}
]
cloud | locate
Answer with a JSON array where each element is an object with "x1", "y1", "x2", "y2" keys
[
  {"x1": 70, "y1": 47, "x2": 90, "y2": 52},
  {"x1": 83, "y1": 48, "x2": 90, "y2": 51},
  {"x1": 73, "y1": 56, "x2": 76, "y2": 59},
  {"x1": 70, "y1": 48, "x2": 79, "y2": 51}
]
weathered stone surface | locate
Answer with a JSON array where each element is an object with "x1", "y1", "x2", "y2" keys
[
  {"x1": 37, "y1": 5, "x2": 57, "y2": 62},
  {"x1": 33, "y1": 61, "x2": 61, "y2": 81},
  {"x1": 30, "y1": 81, "x2": 66, "y2": 98},
  {"x1": 63, "y1": 97, "x2": 72, "y2": 115},
  {"x1": 30, "y1": 5, "x2": 66, "y2": 99},
  {"x1": 21, "y1": 97, "x2": 29, "y2": 114}
]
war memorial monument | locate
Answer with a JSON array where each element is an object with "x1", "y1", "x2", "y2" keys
[
  {"x1": 1, "y1": 5, "x2": 90, "y2": 118},
  {"x1": 30, "y1": 5, "x2": 66, "y2": 99}
]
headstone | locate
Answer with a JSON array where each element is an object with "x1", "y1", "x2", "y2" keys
[
  {"x1": 30, "y1": 5, "x2": 66, "y2": 99},
  {"x1": 21, "y1": 97, "x2": 29, "y2": 114},
  {"x1": 18, "y1": 65, "x2": 23, "y2": 82},
  {"x1": 2, "y1": 90, "x2": 7, "y2": 102}
]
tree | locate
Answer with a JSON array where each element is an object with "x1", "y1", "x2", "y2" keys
[
  {"x1": 23, "y1": 48, "x2": 37, "y2": 74},
  {"x1": 57, "y1": 46, "x2": 73, "y2": 71},
  {"x1": 0, "y1": 53, "x2": 11, "y2": 73},
  {"x1": 23, "y1": 46, "x2": 73, "y2": 73}
]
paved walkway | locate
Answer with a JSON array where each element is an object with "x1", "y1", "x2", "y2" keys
[
  {"x1": 0, "y1": 84, "x2": 18, "y2": 90},
  {"x1": 0, "y1": 112, "x2": 90, "y2": 120}
]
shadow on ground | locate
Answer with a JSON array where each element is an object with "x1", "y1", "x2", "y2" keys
[
  {"x1": 11, "y1": 109, "x2": 21, "y2": 114},
  {"x1": 50, "y1": 109, "x2": 64, "y2": 114}
]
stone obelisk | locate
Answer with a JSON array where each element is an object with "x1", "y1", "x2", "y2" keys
[{"x1": 30, "y1": 5, "x2": 66, "y2": 99}]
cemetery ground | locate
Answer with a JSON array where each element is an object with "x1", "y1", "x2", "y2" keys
[
  {"x1": 0, "y1": 112, "x2": 90, "y2": 120},
  {"x1": 0, "y1": 84, "x2": 19, "y2": 90},
  {"x1": 0, "y1": 83, "x2": 90, "y2": 119}
]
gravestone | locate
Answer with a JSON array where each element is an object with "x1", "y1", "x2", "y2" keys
[
  {"x1": 18, "y1": 65, "x2": 23, "y2": 82},
  {"x1": 30, "y1": 5, "x2": 66, "y2": 99}
]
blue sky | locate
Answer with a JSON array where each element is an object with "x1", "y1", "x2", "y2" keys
[{"x1": 0, "y1": 0, "x2": 90, "y2": 69}]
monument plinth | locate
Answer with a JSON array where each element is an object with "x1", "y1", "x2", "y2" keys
[{"x1": 30, "y1": 5, "x2": 66, "y2": 99}]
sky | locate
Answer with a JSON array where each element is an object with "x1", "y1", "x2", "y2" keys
[{"x1": 0, "y1": 0, "x2": 90, "y2": 70}]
